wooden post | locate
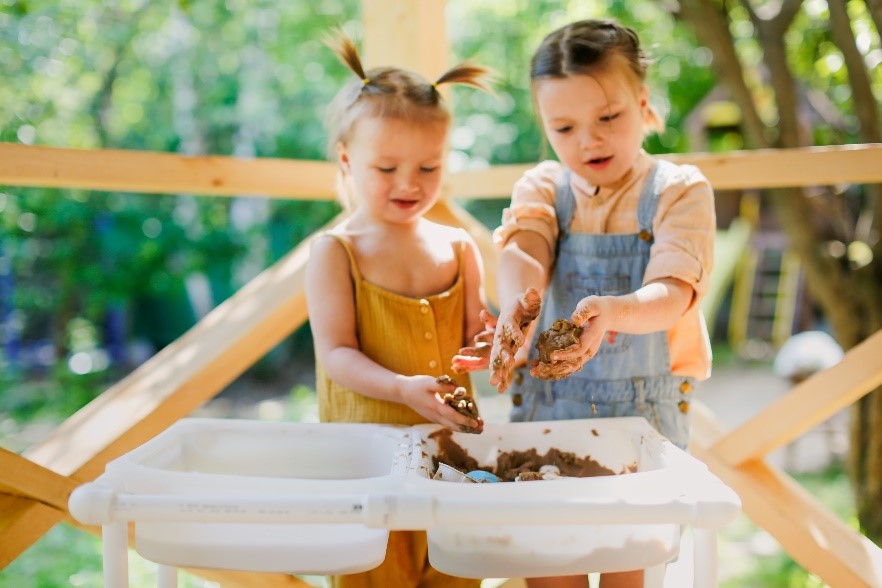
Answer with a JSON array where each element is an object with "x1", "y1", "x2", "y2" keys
[{"x1": 361, "y1": 0, "x2": 448, "y2": 77}]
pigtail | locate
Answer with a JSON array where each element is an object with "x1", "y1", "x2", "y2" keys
[
  {"x1": 434, "y1": 62, "x2": 494, "y2": 93},
  {"x1": 325, "y1": 29, "x2": 368, "y2": 82}
]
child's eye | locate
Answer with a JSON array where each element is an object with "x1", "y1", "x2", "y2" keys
[
  {"x1": 377, "y1": 167, "x2": 396, "y2": 173},
  {"x1": 420, "y1": 166, "x2": 439, "y2": 173},
  {"x1": 554, "y1": 125, "x2": 573, "y2": 134},
  {"x1": 600, "y1": 112, "x2": 621, "y2": 123}
]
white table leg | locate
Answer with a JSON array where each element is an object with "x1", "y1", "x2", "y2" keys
[
  {"x1": 157, "y1": 564, "x2": 178, "y2": 588},
  {"x1": 692, "y1": 528, "x2": 718, "y2": 588},
  {"x1": 643, "y1": 562, "x2": 667, "y2": 588},
  {"x1": 103, "y1": 521, "x2": 129, "y2": 588}
]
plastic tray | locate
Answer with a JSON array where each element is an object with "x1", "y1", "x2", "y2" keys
[{"x1": 69, "y1": 417, "x2": 740, "y2": 579}]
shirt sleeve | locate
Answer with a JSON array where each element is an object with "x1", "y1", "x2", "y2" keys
[
  {"x1": 492, "y1": 160, "x2": 562, "y2": 260},
  {"x1": 643, "y1": 164, "x2": 716, "y2": 310}
]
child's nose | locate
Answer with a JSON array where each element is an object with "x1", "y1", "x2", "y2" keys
[
  {"x1": 581, "y1": 126, "x2": 604, "y2": 149},
  {"x1": 397, "y1": 174, "x2": 420, "y2": 193}
]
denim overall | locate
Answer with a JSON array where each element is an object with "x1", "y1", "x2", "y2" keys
[{"x1": 509, "y1": 160, "x2": 693, "y2": 449}]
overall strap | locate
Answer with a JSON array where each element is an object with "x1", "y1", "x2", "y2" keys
[
  {"x1": 636, "y1": 159, "x2": 678, "y2": 242},
  {"x1": 554, "y1": 169, "x2": 576, "y2": 236}
]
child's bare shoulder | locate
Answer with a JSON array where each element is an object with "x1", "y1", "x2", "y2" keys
[
  {"x1": 309, "y1": 231, "x2": 350, "y2": 264},
  {"x1": 422, "y1": 219, "x2": 473, "y2": 247}
]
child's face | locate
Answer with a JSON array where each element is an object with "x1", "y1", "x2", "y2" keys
[
  {"x1": 534, "y1": 71, "x2": 649, "y2": 187},
  {"x1": 337, "y1": 116, "x2": 447, "y2": 224}
]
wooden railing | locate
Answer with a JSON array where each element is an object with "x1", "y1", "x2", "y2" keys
[
  {"x1": 2, "y1": 0, "x2": 882, "y2": 583},
  {"x1": 2, "y1": 139, "x2": 882, "y2": 588}
]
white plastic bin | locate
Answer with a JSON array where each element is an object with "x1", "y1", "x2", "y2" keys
[{"x1": 69, "y1": 417, "x2": 740, "y2": 587}]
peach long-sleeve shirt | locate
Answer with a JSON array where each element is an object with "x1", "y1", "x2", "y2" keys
[{"x1": 494, "y1": 151, "x2": 715, "y2": 380}]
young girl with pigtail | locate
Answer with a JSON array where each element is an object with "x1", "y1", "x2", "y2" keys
[{"x1": 305, "y1": 31, "x2": 491, "y2": 588}]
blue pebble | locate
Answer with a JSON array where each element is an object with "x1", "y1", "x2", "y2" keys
[{"x1": 466, "y1": 470, "x2": 501, "y2": 483}]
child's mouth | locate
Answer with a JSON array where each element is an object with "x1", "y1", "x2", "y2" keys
[
  {"x1": 587, "y1": 156, "x2": 613, "y2": 168},
  {"x1": 392, "y1": 199, "x2": 419, "y2": 209}
]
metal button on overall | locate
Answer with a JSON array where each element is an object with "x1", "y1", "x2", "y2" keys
[
  {"x1": 638, "y1": 229, "x2": 653, "y2": 242},
  {"x1": 512, "y1": 393, "x2": 523, "y2": 407},
  {"x1": 679, "y1": 381, "x2": 692, "y2": 394},
  {"x1": 678, "y1": 400, "x2": 689, "y2": 414}
]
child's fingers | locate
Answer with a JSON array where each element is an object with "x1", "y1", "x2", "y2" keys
[
  {"x1": 438, "y1": 403, "x2": 481, "y2": 433},
  {"x1": 451, "y1": 354, "x2": 487, "y2": 373},
  {"x1": 530, "y1": 357, "x2": 581, "y2": 380},
  {"x1": 550, "y1": 341, "x2": 583, "y2": 362},
  {"x1": 459, "y1": 342, "x2": 491, "y2": 358},
  {"x1": 474, "y1": 330, "x2": 494, "y2": 344},
  {"x1": 571, "y1": 297, "x2": 601, "y2": 327},
  {"x1": 479, "y1": 309, "x2": 498, "y2": 329},
  {"x1": 519, "y1": 287, "x2": 542, "y2": 322}
]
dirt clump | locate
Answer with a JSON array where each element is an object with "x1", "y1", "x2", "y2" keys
[
  {"x1": 532, "y1": 319, "x2": 583, "y2": 380},
  {"x1": 428, "y1": 428, "x2": 619, "y2": 483},
  {"x1": 436, "y1": 376, "x2": 482, "y2": 434}
]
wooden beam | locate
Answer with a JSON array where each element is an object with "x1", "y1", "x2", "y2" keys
[
  {"x1": 0, "y1": 143, "x2": 337, "y2": 199},
  {"x1": 711, "y1": 329, "x2": 882, "y2": 466},
  {"x1": 24, "y1": 212, "x2": 349, "y2": 481},
  {"x1": 691, "y1": 401, "x2": 882, "y2": 587},
  {"x1": 5, "y1": 143, "x2": 881, "y2": 202},
  {"x1": 669, "y1": 144, "x2": 882, "y2": 190},
  {"x1": 362, "y1": 0, "x2": 448, "y2": 78},
  {"x1": 450, "y1": 144, "x2": 882, "y2": 199},
  {"x1": 0, "y1": 448, "x2": 78, "y2": 511},
  {"x1": 0, "y1": 496, "x2": 61, "y2": 569}
]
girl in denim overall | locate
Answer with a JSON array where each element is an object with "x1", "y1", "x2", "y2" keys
[{"x1": 453, "y1": 19, "x2": 715, "y2": 588}]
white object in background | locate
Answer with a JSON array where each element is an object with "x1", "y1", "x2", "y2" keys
[{"x1": 773, "y1": 330, "x2": 844, "y2": 382}]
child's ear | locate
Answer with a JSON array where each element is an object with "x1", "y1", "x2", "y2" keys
[
  {"x1": 639, "y1": 85, "x2": 649, "y2": 115},
  {"x1": 336, "y1": 142, "x2": 351, "y2": 173}
]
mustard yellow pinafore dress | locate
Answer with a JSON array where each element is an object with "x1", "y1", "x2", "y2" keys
[{"x1": 316, "y1": 233, "x2": 480, "y2": 588}]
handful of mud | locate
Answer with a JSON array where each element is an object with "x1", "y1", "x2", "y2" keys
[
  {"x1": 437, "y1": 375, "x2": 482, "y2": 433},
  {"x1": 533, "y1": 319, "x2": 583, "y2": 380}
]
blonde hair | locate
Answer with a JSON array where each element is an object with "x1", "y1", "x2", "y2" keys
[
  {"x1": 530, "y1": 19, "x2": 663, "y2": 134},
  {"x1": 324, "y1": 30, "x2": 492, "y2": 155}
]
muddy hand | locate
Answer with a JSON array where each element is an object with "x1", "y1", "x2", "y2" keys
[
  {"x1": 548, "y1": 296, "x2": 612, "y2": 372},
  {"x1": 490, "y1": 288, "x2": 542, "y2": 392},
  {"x1": 451, "y1": 309, "x2": 496, "y2": 374}
]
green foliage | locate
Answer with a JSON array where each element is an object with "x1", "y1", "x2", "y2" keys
[{"x1": 719, "y1": 465, "x2": 857, "y2": 587}]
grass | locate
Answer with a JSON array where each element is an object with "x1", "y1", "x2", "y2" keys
[{"x1": 717, "y1": 464, "x2": 858, "y2": 588}]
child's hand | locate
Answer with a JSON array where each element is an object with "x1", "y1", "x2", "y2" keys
[
  {"x1": 489, "y1": 288, "x2": 542, "y2": 393},
  {"x1": 450, "y1": 309, "x2": 496, "y2": 373},
  {"x1": 396, "y1": 375, "x2": 483, "y2": 433},
  {"x1": 544, "y1": 295, "x2": 617, "y2": 378}
]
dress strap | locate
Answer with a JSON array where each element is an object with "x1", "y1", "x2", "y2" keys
[
  {"x1": 457, "y1": 228, "x2": 469, "y2": 279},
  {"x1": 324, "y1": 233, "x2": 362, "y2": 282}
]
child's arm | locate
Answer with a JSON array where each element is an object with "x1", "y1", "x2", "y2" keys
[
  {"x1": 537, "y1": 278, "x2": 692, "y2": 380},
  {"x1": 573, "y1": 277, "x2": 694, "y2": 334},
  {"x1": 306, "y1": 236, "x2": 480, "y2": 432},
  {"x1": 488, "y1": 231, "x2": 550, "y2": 392}
]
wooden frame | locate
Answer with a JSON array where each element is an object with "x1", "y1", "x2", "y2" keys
[{"x1": 2, "y1": 0, "x2": 882, "y2": 584}]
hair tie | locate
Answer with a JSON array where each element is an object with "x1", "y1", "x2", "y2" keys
[{"x1": 362, "y1": 77, "x2": 370, "y2": 85}]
